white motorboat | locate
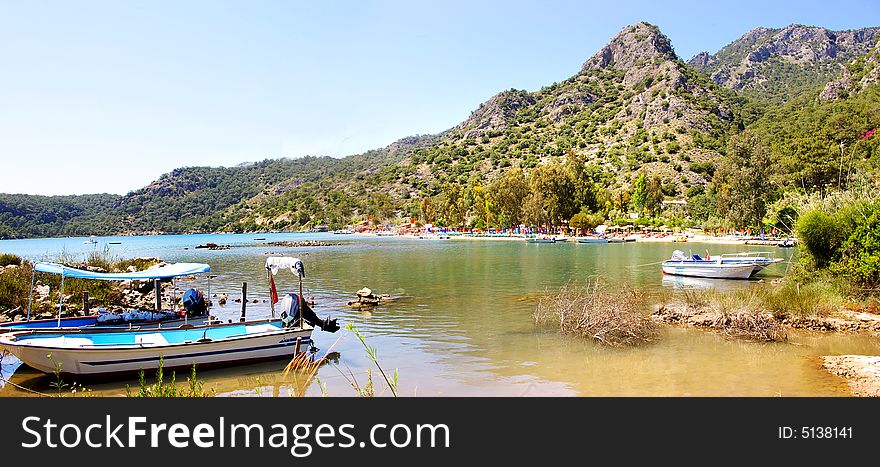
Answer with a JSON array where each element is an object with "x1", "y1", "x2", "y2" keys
[{"x1": 661, "y1": 250, "x2": 757, "y2": 279}]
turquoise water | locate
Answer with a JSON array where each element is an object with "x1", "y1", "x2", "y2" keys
[{"x1": 1, "y1": 233, "x2": 877, "y2": 396}]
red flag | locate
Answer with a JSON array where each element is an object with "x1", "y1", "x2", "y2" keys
[{"x1": 269, "y1": 274, "x2": 279, "y2": 304}]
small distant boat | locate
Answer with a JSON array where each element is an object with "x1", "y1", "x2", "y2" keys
[
  {"x1": 333, "y1": 229, "x2": 354, "y2": 235},
  {"x1": 777, "y1": 238, "x2": 795, "y2": 248},
  {"x1": 419, "y1": 233, "x2": 450, "y2": 240},
  {"x1": 254, "y1": 237, "x2": 267, "y2": 241},
  {"x1": 83, "y1": 236, "x2": 98, "y2": 245},
  {"x1": 607, "y1": 238, "x2": 625, "y2": 243},
  {"x1": 376, "y1": 231, "x2": 397, "y2": 237},
  {"x1": 526, "y1": 237, "x2": 556, "y2": 244},
  {"x1": 577, "y1": 237, "x2": 608, "y2": 244}
]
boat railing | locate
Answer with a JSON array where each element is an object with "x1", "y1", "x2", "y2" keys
[{"x1": 719, "y1": 252, "x2": 772, "y2": 258}]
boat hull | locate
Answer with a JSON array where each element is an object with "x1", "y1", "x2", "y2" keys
[
  {"x1": 661, "y1": 262, "x2": 755, "y2": 279},
  {"x1": 0, "y1": 321, "x2": 312, "y2": 375},
  {"x1": 526, "y1": 238, "x2": 556, "y2": 243}
]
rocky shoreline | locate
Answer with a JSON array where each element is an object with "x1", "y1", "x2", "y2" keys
[{"x1": 652, "y1": 302, "x2": 880, "y2": 333}]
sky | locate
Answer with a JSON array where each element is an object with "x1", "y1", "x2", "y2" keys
[{"x1": 1, "y1": 0, "x2": 877, "y2": 196}]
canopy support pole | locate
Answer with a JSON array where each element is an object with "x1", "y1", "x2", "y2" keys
[
  {"x1": 239, "y1": 282, "x2": 247, "y2": 323},
  {"x1": 57, "y1": 274, "x2": 65, "y2": 327},
  {"x1": 26, "y1": 266, "x2": 35, "y2": 321},
  {"x1": 298, "y1": 276, "x2": 304, "y2": 330}
]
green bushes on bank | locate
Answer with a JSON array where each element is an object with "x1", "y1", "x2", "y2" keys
[{"x1": 796, "y1": 199, "x2": 880, "y2": 289}]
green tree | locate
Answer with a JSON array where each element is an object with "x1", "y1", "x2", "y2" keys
[
  {"x1": 487, "y1": 168, "x2": 529, "y2": 227},
  {"x1": 645, "y1": 175, "x2": 664, "y2": 218},
  {"x1": 632, "y1": 173, "x2": 647, "y2": 216},
  {"x1": 714, "y1": 130, "x2": 774, "y2": 228},
  {"x1": 419, "y1": 195, "x2": 436, "y2": 224},
  {"x1": 528, "y1": 160, "x2": 576, "y2": 227}
]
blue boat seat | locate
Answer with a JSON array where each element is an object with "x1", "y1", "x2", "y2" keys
[{"x1": 692, "y1": 254, "x2": 703, "y2": 261}]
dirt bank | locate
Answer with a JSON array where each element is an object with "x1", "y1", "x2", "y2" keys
[{"x1": 822, "y1": 356, "x2": 880, "y2": 397}]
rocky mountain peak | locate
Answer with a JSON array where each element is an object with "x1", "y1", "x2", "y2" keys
[
  {"x1": 687, "y1": 51, "x2": 714, "y2": 68},
  {"x1": 582, "y1": 22, "x2": 677, "y2": 71},
  {"x1": 820, "y1": 40, "x2": 880, "y2": 101},
  {"x1": 689, "y1": 24, "x2": 880, "y2": 101}
]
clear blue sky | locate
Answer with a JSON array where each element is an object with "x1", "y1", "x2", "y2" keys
[{"x1": 1, "y1": 0, "x2": 876, "y2": 195}]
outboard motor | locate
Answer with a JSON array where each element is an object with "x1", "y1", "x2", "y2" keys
[
  {"x1": 278, "y1": 293, "x2": 339, "y2": 332},
  {"x1": 182, "y1": 288, "x2": 208, "y2": 317}
]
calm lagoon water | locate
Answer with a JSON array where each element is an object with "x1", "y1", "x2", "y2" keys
[{"x1": 1, "y1": 232, "x2": 876, "y2": 396}]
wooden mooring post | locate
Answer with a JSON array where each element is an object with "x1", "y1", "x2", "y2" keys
[
  {"x1": 239, "y1": 282, "x2": 247, "y2": 322},
  {"x1": 82, "y1": 291, "x2": 89, "y2": 314},
  {"x1": 154, "y1": 279, "x2": 161, "y2": 311}
]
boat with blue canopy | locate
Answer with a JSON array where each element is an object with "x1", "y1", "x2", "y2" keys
[
  {"x1": 0, "y1": 261, "x2": 215, "y2": 333},
  {"x1": 0, "y1": 257, "x2": 339, "y2": 375}
]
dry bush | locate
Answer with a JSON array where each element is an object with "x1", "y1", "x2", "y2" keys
[
  {"x1": 713, "y1": 311, "x2": 787, "y2": 342},
  {"x1": 534, "y1": 280, "x2": 659, "y2": 347}
]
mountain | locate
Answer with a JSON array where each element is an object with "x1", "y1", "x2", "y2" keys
[
  {"x1": 688, "y1": 24, "x2": 880, "y2": 103},
  {"x1": 393, "y1": 22, "x2": 745, "y2": 194}
]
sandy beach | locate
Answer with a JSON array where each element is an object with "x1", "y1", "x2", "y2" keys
[{"x1": 353, "y1": 231, "x2": 792, "y2": 246}]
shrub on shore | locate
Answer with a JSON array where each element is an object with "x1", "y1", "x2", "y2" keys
[
  {"x1": 534, "y1": 280, "x2": 658, "y2": 347},
  {"x1": 0, "y1": 253, "x2": 22, "y2": 267},
  {"x1": 796, "y1": 194, "x2": 880, "y2": 290}
]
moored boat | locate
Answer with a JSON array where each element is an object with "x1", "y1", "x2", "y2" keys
[
  {"x1": 661, "y1": 250, "x2": 757, "y2": 280},
  {"x1": 526, "y1": 236, "x2": 556, "y2": 244},
  {"x1": 419, "y1": 233, "x2": 450, "y2": 240},
  {"x1": 0, "y1": 319, "x2": 311, "y2": 375},
  {"x1": 777, "y1": 238, "x2": 795, "y2": 248},
  {"x1": 577, "y1": 237, "x2": 608, "y2": 244},
  {"x1": 0, "y1": 257, "x2": 339, "y2": 376}
]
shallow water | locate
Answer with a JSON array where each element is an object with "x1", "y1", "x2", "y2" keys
[{"x1": 1, "y1": 233, "x2": 876, "y2": 396}]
